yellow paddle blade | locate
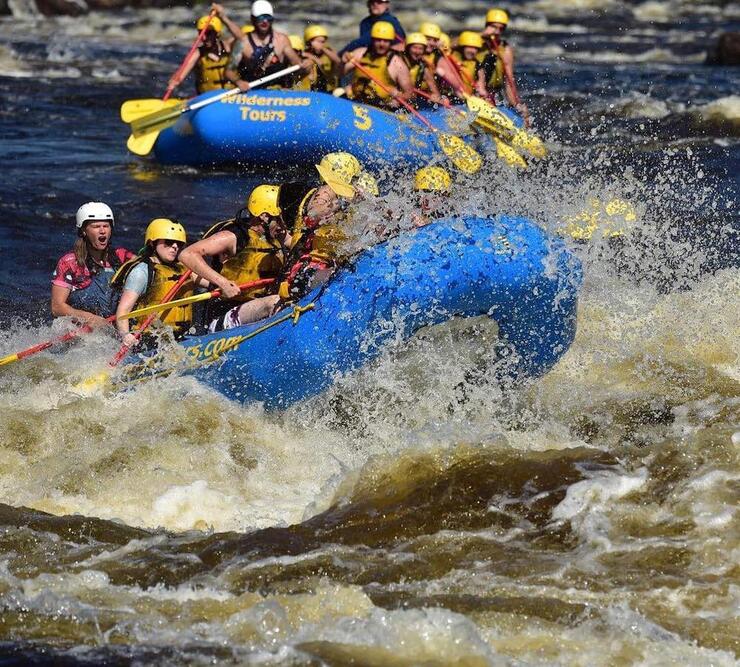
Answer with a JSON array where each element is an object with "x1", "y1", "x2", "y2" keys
[
  {"x1": 69, "y1": 370, "x2": 111, "y2": 396},
  {"x1": 127, "y1": 130, "x2": 159, "y2": 157},
  {"x1": 561, "y1": 197, "x2": 637, "y2": 240},
  {"x1": 437, "y1": 132, "x2": 482, "y2": 174},
  {"x1": 120, "y1": 98, "x2": 182, "y2": 123},
  {"x1": 466, "y1": 96, "x2": 548, "y2": 158},
  {"x1": 494, "y1": 137, "x2": 528, "y2": 169},
  {"x1": 511, "y1": 129, "x2": 547, "y2": 159},
  {"x1": 130, "y1": 100, "x2": 188, "y2": 136}
]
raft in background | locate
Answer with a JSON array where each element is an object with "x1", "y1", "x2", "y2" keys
[
  {"x1": 151, "y1": 89, "x2": 522, "y2": 169},
  {"x1": 123, "y1": 216, "x2": 581, "y2": 409}
]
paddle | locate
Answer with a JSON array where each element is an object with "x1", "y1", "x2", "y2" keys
[
  {"x1": 351, "y1": 59, "x2": 482, "y2": 174},
  {"x1": 120, "y1": 278, "x2": 276, "y2": 320},
  {"x1": 73, "y1": 270, "x2": 193, "y2": 392},
  {"x1": 464, "y1": 95, "x2": 546, "y2": 158},
  {"x1": 121, "y1": 98, "x2": 182, "y2": 124},
  {"x1": 125, "y1": 65, "x2": 301, "y2": 156},
  {"x1": 413, "y1": 88, "x2": 527, "y2": 169},
  {"x1": 119, "y1": 10, "x2": 215, "y2": 124},
  {"x1": 0, "y1": 323, "x2": 98, "y2": 368}
]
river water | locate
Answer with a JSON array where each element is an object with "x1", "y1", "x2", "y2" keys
[{"x1": 0, "y1": 0, "x2": 739, "y2": 664}]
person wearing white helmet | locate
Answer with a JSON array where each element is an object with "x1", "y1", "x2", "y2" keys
[
  {"x1": 225, "y1": 0, "x2": 308, "y2": 91},
  {"x1": 51, "y1": 202, "x2": 135, "y2": 328}
]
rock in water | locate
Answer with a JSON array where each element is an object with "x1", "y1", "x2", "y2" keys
[{"x1": 706, "y1": 32, "x2": 740, "y2": 66}]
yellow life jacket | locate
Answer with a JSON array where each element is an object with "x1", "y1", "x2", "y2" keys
[
  {"x1": 202, "y1": 219, "x2": 284, "y2": 302},
  {"x1": 291, "y1": 64, "x2": 313, "y2": 91},
  {"x1": 451, "y1": 50, "x2": 480, "y2": 94},
  {"x1": 403, "y1": 54, "x2": 426, "y2": 90},
  {"x1": 352, "y1": 51, "x2": 397, "y2": 105},
  {"x1": 479, "y1": 40, "x2": 506, "y2": 91},
  {"x1": 112, "y1": 256, "x2": 193, "y2": 337},
  {"x1": 195, "y1": 44, "x2": 234, "y2": 93},
  {"x1": 308, "y1": 224, "x2": 347, "y2": 264},
  {"x1": 317, "y1": 53, "x2": 338, "y2": 91},
  {"x1": 288, "y1": 187, "x2": 318, "y2": 257},
  {"x1": 137, "y1": 262, "x2": 193, "y2": 335},
  {"x1": 424, "y1": 51, "x2": 441, "y2": 69}
]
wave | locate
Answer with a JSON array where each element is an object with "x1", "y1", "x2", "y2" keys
[{"x1": 696, "y1": 95, "x2": 740, "y2": 124}]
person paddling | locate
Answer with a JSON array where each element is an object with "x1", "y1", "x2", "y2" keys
[
  {"x1": 344, "y1": 21, "x2": 413, "y2": 110},
  {"x1": 167, "y1": 5, "x2": 242, "y2": 94},
  {"x1": 480, "y1": 8, "x2": 531, "y2": 125},
  {"x1": 403, "y1": 32, "x2": 443, "y2": 106},
  {"x1": 225, "y1": 0, "x2": 307, "y2": 91},
  {"x1": 112, "y1": 219, "x2": 207, "y2": 348},
  {"x1": 178, "y1": 185, "x2": 290, "y2": 331},
  {"x1": 441, "y1": 31, "x2": 488, "y2": 102},
  {"x1": 51, "y1": 203, "x2": 134, "y2": 328},
  {"x1": 301, "y1": 24, "x2": 342, "y2": 93},
  {"x1": 278, "y1": 152, "x2": 377, "y2": 302}
]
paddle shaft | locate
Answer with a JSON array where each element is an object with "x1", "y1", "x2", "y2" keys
[
  {"x1": 0, "y1": 323, "x2": 98, "y2": 367},
  {"x1": 120, "y1": 278, "x2": 276, "y2": 320},
  {"x1": 351, "y1": 60, "x2": 437, "y2": 132},
  {"x1": 163, "y1": 10, "x2": 216, "y2": 100},
  {"x1": 413, "y1": 88, "x2": 466, "y2": 116},
  {"x1": 134, "y1": 65, "x2": 302, "y2": 134}
]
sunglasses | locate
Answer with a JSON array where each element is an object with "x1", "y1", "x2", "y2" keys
[
  {"x1": 254, "y1": 14, "x2": 273, "y2": 22},
  {"x1": 161, "y1": 239, "x2": 183, "y2": 248}
]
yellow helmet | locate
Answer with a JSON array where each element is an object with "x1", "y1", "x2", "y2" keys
[
  {"x1": 288, "y1": 34, "x2": 305, "y2": 51},
  {"x1": 485, "y1": 8, "x2": 509, "y2": 25},
  {"x1": 315, "y1": 152, "x2": 362, "y2": 199},
  {"x1": 145, "y1": 218, "x2": 187, "y2": 244},
  {"x1": 247, "y1": 184, "x2": 282, "y2": 217},
  {"x1": 196, "y1": 15, "x2": 223, "y2": 33},
  {"x1": 458, "y1": 31, "x2": 483, "y2": 50},
  {"x1": 370, "y1": 21, "x2": 395, "y2": 41},
  {"x1": 354, "y1": 171, "x2": 379, "y2": 197},
  {"x1": 241, "y1": 24, "x2": 255, "y2": 34},
  {"x1": 304, "y1": 24, "x2": 329, "y2": 43},
  {"x1": 414, "y1": 166, "x2": 451, "y2": 193},
  {"x1": 439, "y1": 32, "x2": 451, "y2": 53},
  {"x1": 405, "y1": 32, "x2": 428, "y2": 47},
  {"x1": 317, "y1": 152, "x2": 361, "y2": 184},
  {"x1": 419, "y1": 21, "x2": 442, "y2": 40}
]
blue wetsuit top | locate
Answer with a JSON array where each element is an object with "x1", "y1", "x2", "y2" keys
[{"x1": 340, "y1": 12, "x2": 406, "y2": 55}]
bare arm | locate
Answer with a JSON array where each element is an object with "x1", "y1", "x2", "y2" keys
[
  {"x1": 390, "y1": 56, "x2": 413, "y2": 98},
  {"x1": 225, "y1": 38, "x2": 249, "y2": 90},
  {"x1": 422, "y1": 66, "x2": 441, "y2": 100},
  {"x1": 169, "y1": 49, "x2": 200, "y2": 90},
  {"x1": 343, "y1": 47, "x2": 366, "y2": 74},
  {"x1": 51, "y1": 284, "x2": 109, "y2": 328},
  {"x1": 501, "y1": 44, "x2": 530, "y2": 124},
  {"x1": 114, "y1": 289, "x2": 140, "y2": 347},
  {"x1": 178, "y1": 231, "x2": 242, "y2": 298},
  {"x1": 212, "y1": 3, "x2": 242, "y2": 41}
]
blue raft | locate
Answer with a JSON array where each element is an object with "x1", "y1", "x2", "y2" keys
[
  {"x1": 127, "y1": 216, "x2": 581, "y2": 409},
  {"x1": 152, "y1": 90, "x2": 522, "y2": 169}
]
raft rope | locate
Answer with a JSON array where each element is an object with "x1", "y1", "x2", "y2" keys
[{"x1": 111, "y1": 302, "x2": 316, "y2": 390}]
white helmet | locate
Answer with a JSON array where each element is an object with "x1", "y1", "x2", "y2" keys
[
  {"x1": 250, "y1": 0, "x2": 273, "y2": 16},
  {"x1": 75, "y1": 202, "x2": 114, "y2": 231}
]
